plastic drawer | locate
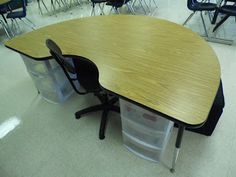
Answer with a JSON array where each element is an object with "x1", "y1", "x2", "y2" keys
[
  {"x1": 120, "y1": 99, "x2": 171, "y2": 131},
  {"x1": 29, "y1": 67, "x2": 67, "y2": 90},
  {"x1": 22, "y1": 55, "x2": 59, "y2": 75},
  {"x1": 122, "y1": 131, "x2": 164, "y2": 162},
  {"x1": 37, "y1": 86, "x2": 74, "y2": 103},
  {"x1": 122, "y1": 117, "x2": 173, "y2": 148},
  {"x1": 29, "y1": 66, "x2": 77, "y2": 103}
]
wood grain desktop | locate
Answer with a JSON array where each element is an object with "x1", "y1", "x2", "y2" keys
[
  {"x1": 0, "y1": 0, "x2": 10, "y2": 5},
  {"x1": 5, "y1": 15, "x2": 221, "y2": 127}
]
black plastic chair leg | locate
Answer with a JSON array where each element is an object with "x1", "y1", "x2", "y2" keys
[
  {"x1": 211, "y1": 10, "x2": 218, "y2": 24},
  {"x1": 99, "y1": 109, "x2": 109, "y2": 140},
  {"x1": 108, "y1": 96, "x2": 119, "y2": 105},
  {"x1": 75, "y1": 104, "x2": 104, "y2": 119},
  {"x1": 95, "y1": 93, "x2": 106, "y2": 103},
  {"x1": 110, "y1": 105, "x2": 120, "y2": 113},
  {"x1": 213, "y1": 15, "x2": 230, "y2": 32}
]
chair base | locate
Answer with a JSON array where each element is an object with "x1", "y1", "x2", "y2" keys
[{"x1": 75, "y1": 96, "x2": 120, "y2": 140}]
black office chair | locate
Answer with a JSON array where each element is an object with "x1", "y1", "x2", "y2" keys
[
  {"x1": 211, "y1": 0, "x2": 236, "y2": 32},
  {"x1": 45, "y1": 39, "x2": 120, "y2": 140},
  {"x1": 90, "y1": 0, "x2": 108, "y2": 16},
  {"x1": 183, "y1": 0, "x2": 217, "y2": 36},
  {"x1": 106, "y1": 0, "x2": 135, "y2": 14}
]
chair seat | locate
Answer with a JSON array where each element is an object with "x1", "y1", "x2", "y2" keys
[
  {"x1": 189, "y1": 2, "x2": 216, "y2": 11},
  {"x1": 91, "y1": 0, "x2": 107, "y2": 3},
  {"x1": 219, "y1": 5, "x2": 236, "y2": 16},
  {"x1": 106, "y1": 1, "x2": 123, "y2": 7},
  {"x1": 0, "y1": 5, "x2": 8, "y2": 14},
  {"x1": 106, "y1": 0, "x2": 130, "y2": 7},
  {"x1": 6, "y1": 11, "x2": 26, "y2": 19}
]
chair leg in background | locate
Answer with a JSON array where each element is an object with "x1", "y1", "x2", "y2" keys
[
  {"x1": 126, "y1": 2, "x2": 135, "y2": 14},
  {"x1": 183, "y1": 12, "x2": 195, "y2": 25},
  {"x1": 20, "y1": 19, "x2": 35, "y2": 30},
  {"x1": 138, "y1": 0, "x2": 147, "y2": 14},
  {"x1": 200, "y1": 12, "x2": 209, "y2": 37},
  {"x1": 152, "y1": 0, "x2": 157, "y2": 8},
  {"x1": 91, "y1": 3, "x2": 95, "y2": 16},
  {"x1": 211, "y1": 9, "x2": 219, "y2": 25},
  {"x1": 213, "y1": 15, "x2": 230, "y2": 32},
  {"x1": 109, "y1": 6, "x2": 114, "y2": 14},
  {"x1": 75, "y1": 0, "x2": 82, "y2": 6},
  {"x1": 0, "y1": 20, "x2": 11, "y2": 38},
  {"x1": 142, "y1": 0, "x2": 150, "y2": 12},
  {"x1": 115, "y1": 7, "x2": 120, "y2": 14},
  {"x1": 109, "y1": 6, "x2": 120, "y2": 14},
  {"x1": 11, "y1": 19, "x2": 20, "y2": 35},
  {"x1": 60, "y1": 0, "x2": 70, "y2": 9},
  {"x1": 41, "y1": 0, "x2": 50, "y2": 13},
  {"x1": 51, "y1": 0, "x2": 57, "y2": 14},
  {"x1": 25, "y1": 18, "x2": 36, "y2": 29},
  {"x1": 37, "y1": 0, "x2": 50, "y2": 15},
  {"x1": 37, "y1": 0, "x2": 43, "y2": 15},
  {"x1": 98, "y1": 3, "x2": 105, "y2": 15},
  {"x1": 55, "y1": 0, "x2": 62, "y2": 8}
]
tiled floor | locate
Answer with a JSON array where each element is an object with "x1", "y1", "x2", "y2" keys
[{"x1": 0, "y1": 0, "x2": 236, "y2": 177}]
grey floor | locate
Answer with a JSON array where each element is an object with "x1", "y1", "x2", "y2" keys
[{"x1": 0, "y1": 0, "x2": 236, "y2": 177}]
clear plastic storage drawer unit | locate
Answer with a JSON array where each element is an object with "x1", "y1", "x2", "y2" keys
[
  {"x1": 21, "y1": 55, "x2": 79, "y2": 103},
  {"x1": 120, "y1": 99, "x2": 173, "y2": 162}
]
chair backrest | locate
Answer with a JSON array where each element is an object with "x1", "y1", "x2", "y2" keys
[
  {"x1": 225, "y1": 0, "x2": 236, "y2": 2},
  {"x1": 22, "y1": 0, "x2": 27, "y2": 14},
  {"x1": 9, "y1": 0, "x2": 27, "y2": 15},
  {"x1": 108, "y1": 0, "x2": 126, "y2": 6},
  {"x1": 0, "y1": 4, "x2": 8, "y2": 13},
  {"x1": 187, "y1": 0, "x2": 197, "y2": 10},
  {"x1": 45, "y1": 39, "x2": 100, "y2": 94},
  {"x1": 187, "y1": 0, "x2": 216, "y2": 11}
]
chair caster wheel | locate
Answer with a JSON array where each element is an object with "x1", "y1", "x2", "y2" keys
[
  {"x1": 75, "y1": 114, "x2": 81, "y2": 119},
  {"x1": 99, "y1": 135, "x2": 105, "y2": 140}
]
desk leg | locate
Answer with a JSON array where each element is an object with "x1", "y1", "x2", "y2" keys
[{"x1": 170, "y1": 125, "x2": 185, "y2": 173}]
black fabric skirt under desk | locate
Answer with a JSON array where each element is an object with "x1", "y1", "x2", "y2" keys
[{"x1": 175, "y1": 80, "x2": 225, "y2": 136}]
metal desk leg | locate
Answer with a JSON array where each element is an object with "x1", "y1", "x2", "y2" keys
[{"x1": 170, "y1": 125, "x2": 185, "y2": 173}]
